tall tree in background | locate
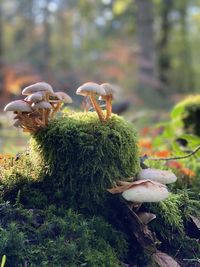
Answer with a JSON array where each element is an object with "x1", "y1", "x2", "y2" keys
[
  {"x1": 42, "y1": 1, "x2": 51, "y2": 77},
  {"x1": 158, "y1": 0, "x2": 173, "y2": 86},
  {"x1": 135, "y1": 0, "x2": 159, "y2": 98}
]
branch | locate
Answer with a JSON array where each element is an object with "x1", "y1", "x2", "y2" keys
[{"x1": 148, "y1": 145, "x2": 200, "y2": 161}]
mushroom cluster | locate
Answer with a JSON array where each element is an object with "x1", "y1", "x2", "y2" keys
[
  {"x1": 107, "y1": 168, "x2": 177, "y2": 207},
  {"x1": 76, "y1": 82, "x2": 116, "y2": 122},
  {"x1": 4, "y1": 82, "x2": 72, "y2": 133}
]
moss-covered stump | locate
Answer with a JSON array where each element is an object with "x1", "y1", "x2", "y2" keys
[
  {"x1": 30, "y1": 112, "x2": 139, "y2": 211},
  {"x1": 1, "y1": 112, "x2": 140, "y2": 212},
  {"x1": 171, "y1": 95, "x2": 200, "y2": 136}
]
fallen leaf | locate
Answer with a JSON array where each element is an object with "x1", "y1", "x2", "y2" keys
[
  {"x1": 190, "y1": 215, "x2": 200, "y2": 230},
  {"x1": 137, "y1": 212, "x2": 156, "y2": 225},
  {"x1": 153, "y1": 250, "x2": 181, "y2": 267}
]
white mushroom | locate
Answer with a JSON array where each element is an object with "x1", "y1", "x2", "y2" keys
[
  {"x1": 26, "y1": 92, "x2": 46, "y2": 103},
  {"x1": 32, "y1": 101, "x2": 52, "y2": 125},
  {"x1": 22, "y1": 82, "x2": 54, "y2": 101},
  {"x1": 122, "y1": 180, "x2": 169, "y2": 202},
  {"x1": 99, "y1": 83, "x2": 116, "y2": 120},
  {"x1": 107, "y1": 179, "x2": 169, "y2": 203},
  {"x1": 4, "y1": 100, "x2": 32, "y2": 113},
  {"x1": 50, "y1": 91, "x2": 73, "y2": 118},
  {"x1": 137, "y1": 168, "x2": 177, "y2": 184},
  {"x1": 76, "y1": 82, "x2": 106, "y2": 122}
]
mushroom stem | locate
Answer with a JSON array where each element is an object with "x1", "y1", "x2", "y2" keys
[
  {"x1": 106, "y1": 95, "x2": 112, "y2": 120},
  {"x1": 51, "y1": 102, "x2": 62, "y2": 118},
  {"x1": 90, "y1": 93, "x2": 105, "y2": 122}
]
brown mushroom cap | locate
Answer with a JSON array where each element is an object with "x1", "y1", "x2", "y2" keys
[
  {"x1": 121, "y1": 180, "x2": 169, "y2": 202},
  {"x1": 22, "y1": 82, "x2": 54, "y2": 95},
  {"x1": 76, "y1": 82, "x2": 106, "y2": 96},
  {"x1": 55, "y1": 92, "x2": 72, "y2": 103},
  {"x1": 137, "y1": 168, "x2": 177, "y2": 184},
  {"x1": 32, "y1": 101, "x2": 52, "y2": 109},
  {"x1": 4, "y1": 100, "x2": 32, "y2": 112}
]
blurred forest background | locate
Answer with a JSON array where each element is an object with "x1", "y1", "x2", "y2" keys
[{"x1": 0, "y1": 0, "x2": 200, "y2": 152}]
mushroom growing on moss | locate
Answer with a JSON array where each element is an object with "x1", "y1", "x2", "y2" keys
[
  {"x1": 32, "y1": 101, "x2": 52, "y2": 125},
  {"x1": 99, "y1": 83, "x2": 116, "y2": 120},
  {"x1": 22, "y1": 82, "x2": 54, "y2": 102},
  {"x1": 50, "y1": 92, "x2": 73, "y2": 118},
  {"x1": 107, "y1": 179, "x2": 169, "y2": 203},
  {"x1": 4, "y1": 100, "x2": 34, "y2": 132},
  {"x1": 76, "y1": 82, "x2": 106, "y2": 122},
  {"x1": 137, "y1": 168, "x2": 177, "y2": 184}
]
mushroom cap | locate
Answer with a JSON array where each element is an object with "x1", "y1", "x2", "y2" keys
[
  {"x1": 32, "y1": 101, "x2": 52, "y2": 109},
  {"x1": 4, "y1": 100, "x2": 32, "y2": 112},
  {"x1": 137, "y1": 168, "x2": 177, "y2": 184},
  {"x1": 122, "y1": 179, "x2": 169, "y2": 202},
  {"x1": 22, "y1": 82, "x2": 54, "y2": 95},
  {"x1": 76, "y1": 82, "x2": 106, "y2": 96},
  {"x1": 99, "y1": 83, "x2": 116, "y2": 100},
  {"x1": 55, "y1": 92, "x2": 72, "y2": 103},
  {"x1": 26, "y1": 92, "x2": 45, "y2": 103}
]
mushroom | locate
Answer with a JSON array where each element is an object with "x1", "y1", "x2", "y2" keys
[
  {"x1": 76, "y1": 82, "x2": 106, "y2": 122},
  {"x1": 22, "y1": 82, "x2": 54, "y2": 101},
  {"x1": 50, "y1": 92, "x2": 72, "y2": 118},
  {"x1": 107, "y1": 179, "x2": 169, "y2": 203},
  {"x1": 25, "y1": 92, "x2": 46, "y2": 103},
  {"x1": 99, "y1": 83, "x2": 116, "y2": 120},
  {"x1": 4, "y1": 100, "x2": 32, "y2": 113},
  {"x1": 32, "y1": 101, "x2": 52, "y2": 125},
  {"x1": 137, "y1": 168, "x2": 177, "y2": 184},
  {"x1": 4, "y1": 100, "x2": 35, "y2": 132}
]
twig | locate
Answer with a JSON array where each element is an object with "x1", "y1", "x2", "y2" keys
[{"x1": 148, "y1": 145, "x2": 200, "y2": 161}]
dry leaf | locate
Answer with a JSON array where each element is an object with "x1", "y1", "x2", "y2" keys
[
  {"x1": 190, "y1": 215, "x2": 200, "y2": 230},
  {"x1": 153, "y1": 250, "x2": 180, "y2": 267},
  {"x1": 137, "y1": 212, "x2": 156, "y2": 225}
]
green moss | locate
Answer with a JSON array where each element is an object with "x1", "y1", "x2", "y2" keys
[
  {"x1": 27, "y1": 112, "x2": 140, "y2": 211},
  {"x1": 0, "y1": 201, "x2": 127, "y2": 267},
  {"x1": 145, "y1": 192, "x2": 200, "y2": 259},
  {"x1": 171, "y1": 95, "x2": 200, "y2": 135}
]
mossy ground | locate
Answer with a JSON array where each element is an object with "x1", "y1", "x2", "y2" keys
[{"x1": 0, "y1": 111, "x2": 199, "y2": 266}]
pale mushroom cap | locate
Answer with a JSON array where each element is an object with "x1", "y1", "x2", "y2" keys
[
  {"x1": 122, "y1": 179, "x2": 169, "y2": 202},
  {"x1": 22, "y1": 82, "x2": 54, "y2": 95},
  {"x1": 137, "y1": 168, "x2": 177, "y2": 184},
  {"x1": 100, "y1": 83, "x2": 116, "y2": 100},
  {"x1": 55, "y1": 92, "x2": 72, "y2": 103},
  {"x1": 76, "y1": 82, "x2": 106, "y2": 96},
  {"x1": 32, "y1": 101, "x2": 52, "y2": 109},
  {"x1": 4, "y1": 100, "x2": 32, "y2": 112},
  {"x1": 26, "y1": 92, "x2": 45, "y2": 103}
]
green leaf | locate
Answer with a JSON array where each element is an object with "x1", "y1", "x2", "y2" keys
[{"x1": 171, "y1": 104, "x2": 185, "y2": 120}]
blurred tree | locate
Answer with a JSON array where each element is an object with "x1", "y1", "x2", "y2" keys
[{"x1": 158, "y1": 0, "x2": 173, "y2": 86}]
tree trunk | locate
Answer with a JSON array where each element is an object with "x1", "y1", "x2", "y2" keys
[
  {"x1": 135, "y1": 0, "x2": 158, "y2": 89},
  {"x1": 42, "y1": 2, "x2": 51, "y2": 78},
  {"x1": 158, "y1": 0, "x2": 173, "y2": 86}
]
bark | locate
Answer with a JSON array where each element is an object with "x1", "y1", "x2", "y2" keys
[
  {"x1": 42, "y1": 2, "x2": 51, "y2": 77},
  {"x1": 158, "y1": 0, "x2": 173, "y2": 86},
  {"x1": 135, "y1": 0, "x2": 158, "y2": 91}
]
